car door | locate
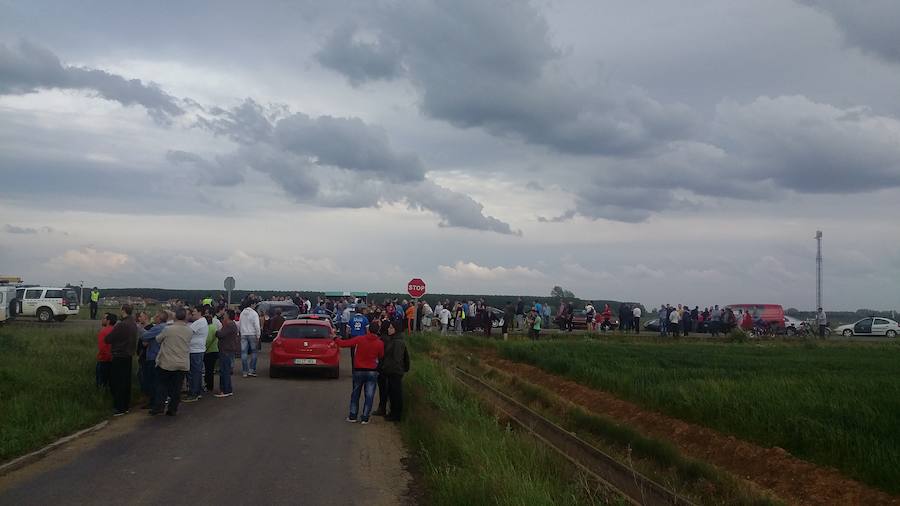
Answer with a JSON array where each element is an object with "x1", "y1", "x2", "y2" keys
[
  {"x1": 22, "y1": 289, "x2": 44, "y2": 316},
  {"x1": 872, "y1": 318, "x2": 891, "y2": 336},
  {"x1": 853, "y1": 318, "x2": 874, "y2": 335}
]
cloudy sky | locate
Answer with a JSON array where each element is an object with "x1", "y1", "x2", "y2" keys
[{"x1": 1, "y1": 0, "x2": 898, "y2": 310}]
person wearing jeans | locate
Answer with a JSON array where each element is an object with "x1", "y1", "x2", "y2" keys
[
  {"x1": 215, "y1": 309, "x2": 240, "y2": 397},
  {"x1": 238, "y1": 303, "x2": 261, "y2": 377},
  {"x1": 336, "y1": 326, "x2": 384, "y2": 424},
  {"x1": 151, "y1": 307, "x2": 191, "y2": 416},
  {"x1": 186, "y1": 309, "x2": 209, "y2": 401}
]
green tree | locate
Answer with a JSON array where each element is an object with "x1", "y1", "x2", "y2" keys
[{"x1": 550, "y1": 286, "x2": 575, "y2": 299}]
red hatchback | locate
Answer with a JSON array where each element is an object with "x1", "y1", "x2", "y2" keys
[{"x1": 269, "y1": 317, "x2": 340, "y2": 379}]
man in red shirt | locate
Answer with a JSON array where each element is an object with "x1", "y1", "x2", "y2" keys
[
  {"x1": 336, "y1": 326, "x2": 385, "y2": 424},
  {"x1": 95, "y1": 313, "x2": 117, "y2": 389}
]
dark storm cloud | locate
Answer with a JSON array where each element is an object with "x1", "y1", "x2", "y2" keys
[
  {"x1": 193, "y1": 101, "x2": 516, "y2": 234},
  {"x1": 0, "y1": 40, "x2": 184, "y2": 121},
  {"x1": 314, "y1": 23, "x2": 404, "y2": 86},
  {"x1": 799, "y1": 1, "x2": 900, "y2": 64},
  {"x1": 316, "y1": 0, "x2": 698, "y2": 157}
]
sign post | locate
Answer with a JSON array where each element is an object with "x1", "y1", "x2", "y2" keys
[{"x1": 224, "y1": 276, "x2": 236, "y2": 305}]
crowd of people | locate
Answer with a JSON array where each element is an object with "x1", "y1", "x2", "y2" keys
[{"x1": 94, "y1": 295, "x2": 412, "y2": 422}]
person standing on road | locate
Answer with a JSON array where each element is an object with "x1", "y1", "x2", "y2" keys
[
  {"x1": 439, "y1": 305, "x2": 451, "y2": 336},
  {"x1": 710, "y1": 305, "x2": 721, "y2": 337},
  {"x1": 239, "y1": 303, "x2": 261, "y2": 377},
  {"x1": 104, "y1": 305, "x2": 138, "y2": 416},
  {"x1": 515, "y1": 297, "x2": 524, "y2": 331},
  {"x1": 373, "y1": 319, "x2": 396, "y2": 417},
  {"x1": 215, "y1": 309, "x2": 239, "y2": 398},
  {"x1": 816, "y1": 308, "x2": 827, "y2": 338},
  {"x1": 185, "y1": 308, "x2": 208, "y2": 402},
  {"x1": 95, "y1": 313, "x2": 116, "y2": 389},
  {"x1": 632, "y1": 306, "x2": 641, "y2": 334},
  {"x1": 203, "y1": 311, "x2": 222, "y2": 394},
  {"x1": 151, "y1": 308, "x2": 192, "y2": 416},
  {"x1": 503, "y1": 301, "x2": 514, "y2": 340},
  {"x1": 668, "y1": 306, "x2": 680, "y2": 338},
  {"x1": 336, "y1": 325, "x2": 385, "y2": 425},
  {"x1": 584, "y1": 301, "x2": 596, "y2": 332},
  {"x1": 140, "y1": 310, "x2": 169, "y2": 409},
  {"x1": 381, "y1": 325, "x2": 410, "y2": 422},
  {"x1": 89, "y1": 287, "x2": 100, "y2": 320},
  {"x1": 658, "y1": 306, "x2": 668, "y2": 336}
]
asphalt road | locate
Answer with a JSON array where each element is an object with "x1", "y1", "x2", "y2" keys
[{"x1": 0, "y1": 346, "x2": 412, "y2": 506}]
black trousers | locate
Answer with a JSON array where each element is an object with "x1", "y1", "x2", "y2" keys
[
  {"x1": 203, "y1": 352, "x2": 218, "y2": 392},
  {"x1": 386, "y1": 374, "x2": 404, "y2": 419},
  {"x1": 376, "y1": 372, "x2": 388, "y2": 411},
  {"x1": 110, "y1": 357, "x2": 132, "y2": 413},
  {"x1": 90, "y1": 301, "x2": 98, "y2": 319},
  {"x1": 155, "y1": 368, "x2": 185, "y2": 414}
]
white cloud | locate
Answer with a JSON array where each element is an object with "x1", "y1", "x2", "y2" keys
[
  {"x1": 622, "y1": 264, "x2": 664, "y2": 279},
  {"x1": 52, "y1": 247, "x2": 131, "y2": 273},
  {"x1": 438, "y1": 261, "x2": 544, "y2": 281}
]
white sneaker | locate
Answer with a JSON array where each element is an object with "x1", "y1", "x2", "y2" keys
[
  {"x1": 345, "y1": 417, "x2": 358, "y2": 423},
  {"x1": 242, "y1": 373, "x2": 248, "y2": 378}
]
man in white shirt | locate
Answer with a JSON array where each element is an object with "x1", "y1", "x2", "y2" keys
[
  {"x1": 239, "y1": 303, "x2": 261, "y2": 377},
  {"x1": 439, "y1": 307, "x2": 451, "y2": 336},
  {"x1": 668, "y1": 307, "x2": 680, "y2": 337},
  {"x1": 186, "y1": 307, "x2": 211, "y2": 401},
  {"x1": 632, "y1": 306, "x2": 642, "y2": 334},
  {"x1": 815, "y1": 307, "x2": 827, "y2": 338}
]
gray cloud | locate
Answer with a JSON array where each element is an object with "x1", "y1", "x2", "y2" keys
[
  {"x1": 799, "y1": 1, "x2": 900, "y2": 64},
  {"x1": 192, "y1": 101, "x2": 516, "y2": 234},
  {"x1": 316, "y1": 0, "x2": 698, "y2": 157},
  {"x1": 0, "y1": 39, "x2": 184, "y2": 121},
  {"x1": 4, "y1": 224, "x2": 37, "y2": 234},
  {"x1": 166, "y1": 150, "x2": 246, "y2": 186},
  {"x1": 713, "y1": 95, "x2": 900, "y2": 193},
  {"x1": 315, "y1": 23, "x2": 404, "y2": 86}
]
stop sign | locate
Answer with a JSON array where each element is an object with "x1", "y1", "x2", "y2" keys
[{"x1": 407, "y1": 278, "x2": 426, "y2": 298}]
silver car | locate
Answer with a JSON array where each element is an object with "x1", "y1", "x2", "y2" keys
[{"x1": 834, "y1": 317, "x2": 899, "y2": 337}]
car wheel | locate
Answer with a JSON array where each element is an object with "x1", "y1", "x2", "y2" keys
[
  {"x1": 887, "y1": 330, "x2": 897, "y2": 338},
  {"x1": 54, "y1": 315, "x2": 68, "y2": 322},
  {"x1": 37, "y1": 308, "x2": 53, "y2": 322},
  {"x1": 842, "y1": 329, "x2": 853, "y2": 337},
  {"x1": 269, "y1": 366, "x2": 280, "y2": 378},
  {"x1": 329, "y1": 367, "x2": 340, "y2": 379}
]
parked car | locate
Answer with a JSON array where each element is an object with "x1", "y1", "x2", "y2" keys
[
  {"x1": 834, "y1": 317, "x2": 899, "y2": 337},
  {"x1": 784, "y1": 315, "x2": 804, "y2": 335},
  {"x1": 0, "y1": 285, "x2": 16, "y2": 323},
  {"x1": 269, "y1": 318, "x2": 340, "y2": 378},
  {"x1": 15, "y1": 286, "x2": 79, "y2": 322},
  {"x1": 468, "y1": 307, "x2": 505, "y2": 331}
]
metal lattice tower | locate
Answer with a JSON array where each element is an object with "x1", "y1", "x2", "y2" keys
[{"x1": 815, "y1": 231, "x2": 823, "y2": 309}]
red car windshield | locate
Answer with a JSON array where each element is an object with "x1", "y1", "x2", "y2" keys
[{"x1": 281, "y1": 325, "x2": 331, "y2": 339}]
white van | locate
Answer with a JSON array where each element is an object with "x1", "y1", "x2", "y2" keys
[
  {"x1": 0, "y1": 285, "x2": 16, "y2": 323},
  {"x1": 15, "y1": 286, "x2": 80, "y2": 322}
]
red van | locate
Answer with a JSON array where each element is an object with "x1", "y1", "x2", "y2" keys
[{"x1": 725, "y1": 304, "x2": 785, "y2": 329}]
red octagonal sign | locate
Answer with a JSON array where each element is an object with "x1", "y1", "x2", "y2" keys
[{"x1": 407, "y1": 278, "x2": 427, "y2": 298}]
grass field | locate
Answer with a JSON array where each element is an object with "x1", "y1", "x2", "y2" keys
[
  {"x1": 491, "y1": 338, "x2": 900, "y2": 494},
  {"x1": 401, "y1": 336, "x2": 622, "y2": 505},
  {"x1": 0, "y1": 325, "x2": 115, "y2": 461}
]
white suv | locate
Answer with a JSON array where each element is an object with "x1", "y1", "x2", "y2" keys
[{"x1": 15, "y1": 287, "x2": 80, "y2": 322}]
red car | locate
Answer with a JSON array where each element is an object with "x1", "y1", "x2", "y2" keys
[{"x1": 269, "y1": 316, "x2": 340, "y2": 379}]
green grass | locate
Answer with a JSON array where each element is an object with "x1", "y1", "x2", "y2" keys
[
  {"x1": 493, "y1": 339, "x2": 900, "y2": 494},
  {"x1": 401, "y1": 336, "x2": 623, "y2": 505},
  {"x1": 0, "y1": 325, "x2": 117, "y2": 461}
]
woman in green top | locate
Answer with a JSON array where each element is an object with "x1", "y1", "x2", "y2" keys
[
  {"x1": 528, "y1": 309, "x2": 542, "y2": 340},
  {"x1": 204, "y1": 315, "x2": 219, "y2": 392}
]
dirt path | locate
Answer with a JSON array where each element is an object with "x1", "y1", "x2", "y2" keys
[{"x1": 483, "y1": 355, "x2": 898, "y2": 506}]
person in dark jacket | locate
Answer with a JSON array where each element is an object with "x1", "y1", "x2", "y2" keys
[
  {"x1": 104, "y1": 304, "x2": 138, "y2": 416},
  {"x1": 215, "y1": 309, "x2": 240, "y2": 397},
  {"x1": 381, "y1": 329, "x2": 410, "y2": 422},
  {"x1": 373, "y1": 319, "x2": 398, "y2": 417}
]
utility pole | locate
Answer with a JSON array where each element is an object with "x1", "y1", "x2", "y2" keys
[
  {"x1": 815, "y1": 231, "x2": 823, "y2": 309},
  {"x1": 79, "y1": 281, "x2": 84, "y2": 305}
]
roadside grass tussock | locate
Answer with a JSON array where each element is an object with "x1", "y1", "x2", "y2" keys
[
  {"x1": 0, "y1": 326, "x2": 111, "y2": 461},
  {"x1": 402, "y1": 335, "x2": 621, "y2": 505},
  {"x1": 496, "y1": 339, "x2": 900, "y2": 494}
]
